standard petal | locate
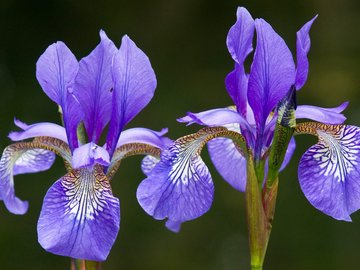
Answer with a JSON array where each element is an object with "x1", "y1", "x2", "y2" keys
[
  {"x1": 116, "y1": 127, "x2": 171, "y2": 149},
  {"x1": 248, "y1": 19, "x2": 295, "y2": 129},
  {"x1": 75, "y1": 30, "x2": 117, "y2": 143},
  {"x1": 9, "y1": 121, "x2": 68, "y2": 143},
  {"x1": 106, "y1": 35, "x2": 157, "y2": 156},
  {"x1": 298, "y1": 125, "x2": 360, "y2": 221},
  {"x1": 36, "y1": 41, "x2": 80, "y2": 150},
  {"x1": 37, "y1": 166, "x2": 120, "y2": 261},
  {"x1": 177, "y1": 108, "x2": 252, "y2": 132},
  {"x1": 207, "y1": 123, "x2": 247, "y2": 192},
  {"x1": 296, "y1": 102, "x2": 348, "y2": 124},
  {"x1": 225, "y1": 7, "x2": 254, "y2": 115},
  {"x1": 0, "y1": 144, "x2": 55, "y2": 214},
  {"x1": 225, "y1": 65, "x2": 249, "y2": 117},
  {"x1": 295, "y1": 15, "x2": 317, "y2": 89},
  {"x1": 72, "y1": 143, "x2": 110, "y2": 169},
  {"x1": 36, "y1": 42, "x2": 78, "y2": 105},
  {"x1": 226, "y1": 7, "x2": 254, "y2": 64},
  {"x1": 137, "y1": 131, "x2": 218, "y2": 229}
]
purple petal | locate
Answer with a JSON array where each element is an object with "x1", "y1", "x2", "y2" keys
[
  {"x1": 225, "y1": 7, "x2": 254, "y2": 114},
  {"x1": 141, "y1": 155, "x2": 160, "y2": 176},
  {"x1": 298, "y1": 125, "x2": 360, "y2": 221},
  {"x1": 106, "y1": 35, "x2": 157, "y2": 156},
  {"x1": 279, "y1": 136, "x2": 296, "y2": 171},
  {"x1": 137, "y1": 141, "x2": 214, "y2": 230},
  {"x1": 9, "y1": 120, "x2": 68, "y2": 143},
  {"x1": 248, "y1": 19, "x2": 295, "y2": 128},
  {"x1": 165, "y1": 219, "x2": 182, "y2": 233},
  {"x1": 177, "y1": 108, "x2": 252, "y2": 132},
  {"x1": 116, "y1": 127, "x2": 171, "y2": 149},
  {"x1": 36, "y1": 41, "x2": 80, "y2": 150},
  {"x1": 296, "y1": 102, "x2": 348, "y2": 124},
  {"x1": 295, "y1": 15, "x2": 317, "y2": 90},
  {"x1": 0, "y1": 145, "x2": 55, "y2": 215},
  {"x1": 226, "y1": 7, "x2": 254, "y2": 64},
  {"x1": 72, "y1": 143, "x2": 110, "y2": 169},
  {"x1": 37, "y1": 166, "x2": 120, "y2": 261},
  {"x1": 225, "y1": 66, "x2": 249, "y2": 117},
  {"x1": 207, "y1": 123, "x2": 247, "y2": 192},
  {"x1": 75, "y1": 30, "x2": 117, "y2": 143}
]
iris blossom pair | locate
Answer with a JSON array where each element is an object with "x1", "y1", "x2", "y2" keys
[
  {"x1": 136, "y1": 7, "x2": 360, "y2": 234},
  {"x1": 0, "y1": 31, "x2": 170, "y2": 261}
]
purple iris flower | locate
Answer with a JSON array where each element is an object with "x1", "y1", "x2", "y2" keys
[
  {"x1": 136, "y1": 7, "x2": 360, "y2": 232},
  {"x1": 0, "y1": 30, "x2": 171, "y2": 261}
]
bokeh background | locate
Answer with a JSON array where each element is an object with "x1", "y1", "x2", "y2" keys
[{"x1": 0, "y1": 0, "x2": 360, "y2": 269}]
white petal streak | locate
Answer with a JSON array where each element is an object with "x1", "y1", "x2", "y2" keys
[{"x1": 311, "y1": 126, "x2": 360, "y2": 182}]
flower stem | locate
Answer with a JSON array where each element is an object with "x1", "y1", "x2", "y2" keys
[
  {"x1": 246, "y1": 157, "x2": 278, "y2": 270},
  {"x1": 71, "y1": 259, "x2": 101, "y2": 270}
]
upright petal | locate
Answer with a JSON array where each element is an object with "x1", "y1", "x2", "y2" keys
[
  {"x1": 75, "y1": 30, "x2": 117, "y2": 143},
  {"x1": 296, "y1": 102, "x2": 348, "y2": 124},
  {"x1": 298, "y1": 124, "x2": 360, "y2": 221},
  {"x1": 248, "y1": 19, "x2": 295, "y2": 129},
  {"x1": 37, "y1": 165, "x2": 120, "y2": 261},
  {"x1": 295, "y1": 15, "x2": 317, "y2": 90},
  {"x1": 106, "y1": 35, "x2": 157, "y2": 156},
  {"x1": 207, "y1": 123, "x2": 247, "y2": 192},
  {"x1": 226, "y1": 7, "x2": 254, "y2": 114},
  {"x1": 226, "y1": 7, "x2": 254, "y2": 64},
  {"x1": 225, "y1": 66, "x2": 249, "y2": 117},
  {"x1": 0, "y1": 144, "x2": 55, "y2": 214},
  {"x1": 36, "y1": 42, "x2": 80, "y2": 150}
]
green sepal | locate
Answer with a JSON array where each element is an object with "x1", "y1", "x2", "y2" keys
[{"x1": 267, "y1": 86, "x2": 296, "y2": 185}]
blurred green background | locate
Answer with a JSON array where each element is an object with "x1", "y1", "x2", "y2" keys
[{"x1": 0, "y1": 0, "x2": 360, "y2": 269}]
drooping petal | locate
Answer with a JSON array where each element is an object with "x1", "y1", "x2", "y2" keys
[
  {"x1": 9, "y1": 120, "x2": 68, "y2": 143},
  {"x1": 106, "y1": 35, "x2": 157, "y2": 156},
  {"x1": 75, "y1": 30, "x2": 117, "y2": 143},
  {"x1": 137, "y1": 144, "x2": 214, "y2": 230},
  {"x1": 37, "y1": 165, "x2": 120, "y2": 261},
  {"x1": 207, "y1": 123, "x2": 247, "y2": 192},
  {"x1": 295, "y1": 15, "x2": 317, "y2": 90},
  {"x1": 279, "y1": 136, "x2": 296, "y2": 171},
  {"x1": 298, "y1": 124, "x2": 360, "y2": 221},
  {"x1": 296, "y1": 102, "x2": 348, "y2": 124},
  {"x1": 116, "y1": 127, "x2": 171, "y2": 149},
  {"x1": 36, "y1": 41, "x2": 80, "y2": 150},
  {"x1": 248, "y1": 19, "x2": 295, "y2": 129},
  {"x1": 177, "y1": 107, "x2": 252, "y2": 132},
  {"x1": 165, "y1": 219, "x2": 182, "y2": 233},
  {"x1": 225, "y1": 7, "x2": 254, "y2": 114},
  {"x1": 137, "y1": 129, "x2": 229, "y2": 230},
  {"x1": 0, "y1": 144, "x2": 55, "y2": 214},
  {"x1": 72, "y1": 143, "x2": 110, "y2": 169}
]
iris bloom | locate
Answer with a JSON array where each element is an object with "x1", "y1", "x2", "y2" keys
[
  {"x1": 137, "y1": 6, "x2": 360, "y2": 234},
  {"x1": 0, "y1": 31, "x2": 170, "y2": 261}
]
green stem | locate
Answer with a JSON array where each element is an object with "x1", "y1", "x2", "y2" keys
[
  {"x1": 71, "y1": 259, "x2": 101, "y2": 270},
  {"x1": 246, "y1": 158, "x2": 278, "y2": 270}
]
